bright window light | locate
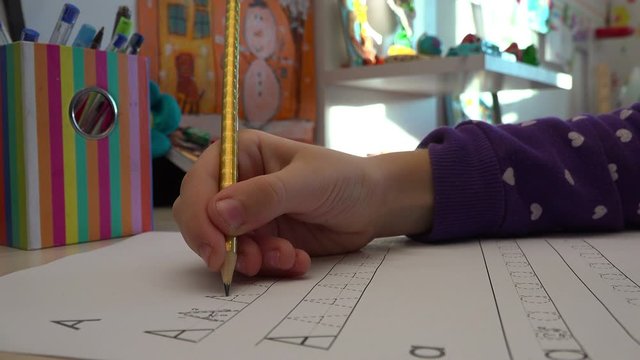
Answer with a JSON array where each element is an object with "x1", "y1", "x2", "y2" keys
[
  {"x1": 556, "y1": 73, "x2": 573, "y2": 90},
  {"x1": 501, "y1": 112, "x2": 520, "y2": 124},
  {"x1": 326, "y1": 104, "x2": 421, "y2": 156},
  {"x1": 455, "y1": 0, "x2": 536, "y2": 48},
  {"x1": 497, "y1": 89, "x2": 538, "y2": 105}
]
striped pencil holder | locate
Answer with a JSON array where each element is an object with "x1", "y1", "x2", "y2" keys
[{"x1": 0, "y1": 42, "x2": 153, "y2": 250}]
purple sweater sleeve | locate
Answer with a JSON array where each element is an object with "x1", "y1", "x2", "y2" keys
[{"x1": 413, "y1": 103, "x2": 640, "y2": 241}]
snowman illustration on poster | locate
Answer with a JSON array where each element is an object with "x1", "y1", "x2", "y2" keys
[{"x1": 243, "y1": 0, "x2": 281, "y2": 128}]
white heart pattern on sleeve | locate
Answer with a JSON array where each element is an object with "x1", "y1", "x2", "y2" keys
[{"x1": 568, "y1": 132, "x2": 585, "y2": 147}]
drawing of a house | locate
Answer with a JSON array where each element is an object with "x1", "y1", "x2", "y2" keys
[
  {"x1": 158, "y1": 0, "x2": 217, "y2": 114},
  {"x1": 137, "y1": 0, "x2": 317, "y2": 142}
]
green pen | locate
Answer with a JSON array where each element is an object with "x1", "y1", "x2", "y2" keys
[
  {"x1": 112, "y1": 17, "x2": 133, "y2": 42},
  {"x1": 111, "y1": 5, "x2": 131, "y2": 38}
]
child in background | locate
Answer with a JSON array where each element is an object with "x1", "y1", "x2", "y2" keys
[{"x1": 173, "y1": 104, "x2": 640, "y2": 277}]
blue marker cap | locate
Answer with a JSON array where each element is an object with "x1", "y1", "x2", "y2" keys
[
  {"x1": 20, "y1": 28, "x2": 40, "y2": 42},
  {"x1": 113, "y1": 33, "x2": 127, "y2": 49},
  {"x1": 106, "y1": 33, "x2": 128, "y2": 52},
  {"x1": 61, "y1": 3, "x2": 80, "y2": 25},
  {"x1": 130, "y1": 33, "x2": 144, "y2": 48},
  {"x1": 72, "y1": 24, "x2": 97, "y2": 48},
  {"x1": 124, "y1": 33, "x2": 145, "y2": 55}
]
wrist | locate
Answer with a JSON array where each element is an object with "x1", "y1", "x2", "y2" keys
[{"x1": 367, "y1": 149, "x2": 434, "y2": 238}]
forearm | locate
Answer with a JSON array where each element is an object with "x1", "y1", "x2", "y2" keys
[
  {"x1": 367, "y1": 149, "x2": 433, "y2": 238},
  {"x1": 414, "y1": 104, "x2": 640, "y2": 241}
]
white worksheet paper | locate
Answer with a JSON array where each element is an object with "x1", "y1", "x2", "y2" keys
[{"x1": 1, "y1": 231, "x2": 640, "y2": 359}]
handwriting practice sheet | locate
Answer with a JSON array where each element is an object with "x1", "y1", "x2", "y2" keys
[{"x1": 1, "y1": 231, "x2": 639, "y2": 359}]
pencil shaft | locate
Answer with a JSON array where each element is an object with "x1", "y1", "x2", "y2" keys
[
  {"x1": 220, "y1": 1, "x2": 239, "y2": 188},
  {"x1": 219, "y1": 0, "x2": 241, "y2": 291}
]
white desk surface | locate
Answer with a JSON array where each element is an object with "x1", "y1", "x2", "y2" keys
[
  {"x1": 2, "y1": 214, "x2": 640, "y2": 359},
  {"x1": 0, "y1": 207, "x2": 179, "y2": 360}
]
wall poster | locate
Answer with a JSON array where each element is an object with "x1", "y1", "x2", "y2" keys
[{"x1": 138, "y1": 0, "x2": 316, "y2": 143}]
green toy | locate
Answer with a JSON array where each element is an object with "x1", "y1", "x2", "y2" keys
[
  {"x1": 522, "y1": 45, "x2": 540, "y2": 66},
  {"x1": 386, "y1": 0, "x2": 417, "y2": 57},
  {"x1": 417, "y1": 34, "x2": 442, "y2": 56},
  {"x1": 149, "y1": 81, "x2": 181, "y2": 159}
]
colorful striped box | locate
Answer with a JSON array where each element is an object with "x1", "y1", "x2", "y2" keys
[{"x1": 0, "y1": 42, "x2": 153, "y2": 250}]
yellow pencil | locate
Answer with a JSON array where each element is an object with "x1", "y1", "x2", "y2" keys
[{"x1": 220, "y1": 0, "x2": 240, "y2": 296}]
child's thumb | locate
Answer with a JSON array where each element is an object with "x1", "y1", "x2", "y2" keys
[{"x1": 207, "y1": 173, "x2": 291, "y2": 236}]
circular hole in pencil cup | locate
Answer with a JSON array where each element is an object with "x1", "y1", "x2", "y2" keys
[{"x1": 69, "y1": 87, "x2": 118, "y2": 139}]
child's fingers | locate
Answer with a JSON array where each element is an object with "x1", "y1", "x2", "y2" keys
[
  {"x1": 258, "y1": 249, "x2": 311, "y2": 277},
  {"x1": 173, "y1": 141, "x2": 248, "y2": 272},
  {"x1": 236, "y1": 235, "x2": 311, "y2": 277},
  {"x1": 208, "y1": 174, "x2": 287, "y2": 236},
  {"x1": 254, "y1": 236, "x2": 311, "y2": 276},
  {"x1": 209, "y1": 166, "x2": 322, "y2": 237},
  {"x1": 173, "y1": 196, "x2": 226, "y2": 271},
  {"x1": 235, "y1": 236, "x2": 262, "y2": 276},
  {"x1": 255, "y1": 235, "x2": 298, "y2": 270}
]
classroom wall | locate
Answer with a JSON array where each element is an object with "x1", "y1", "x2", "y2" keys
[{"x1": 21, "y1": 0, "x2": 136, "y2": 43}]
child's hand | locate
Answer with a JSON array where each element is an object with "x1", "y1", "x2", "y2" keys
[{"x1": 173, "y1": 130, "x2": 433, "y2": 277}]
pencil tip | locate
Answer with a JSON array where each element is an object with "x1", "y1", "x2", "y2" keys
[{"x1": 224, "y1": 283, "x2": 230, "y2": 296}]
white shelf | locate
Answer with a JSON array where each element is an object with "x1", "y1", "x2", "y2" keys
[{"x1": 324, "y1": 55, "x2": 573, "y2": 96}]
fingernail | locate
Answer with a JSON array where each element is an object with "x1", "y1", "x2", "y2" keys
[
  {"x1": 216, "y1": 199, "x2": 244, "y2": 230},
  {"x1": 199, "y1": 244, "x2": 212, "y2": 266},
  {"x1": 266, "y1": 250, "x2": 280, "y2": 268}
]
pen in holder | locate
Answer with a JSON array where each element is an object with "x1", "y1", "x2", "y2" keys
[{"x1": 0, "y1": 42, "x2": 153, "y2": 250}]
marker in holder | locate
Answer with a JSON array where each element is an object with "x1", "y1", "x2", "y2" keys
[
  {"x1": 90, "y1": 27, "x2": 105, "y2": 50},
  {"x1": 123, "y1": 33, "x2": 144, "y2": 55},
  {"x1": 20, "y1": 28, "x2": 40, "y2": 42},
  {"x1": 113, "y1": 17, "x2": 133, "y2": 40},
  {"x1": 107, "y1": 33, "x2": 127, "y2": 52},
  {"x1": 72, "y1": 24, "x2": 97, "y2": 48},
  {"x1": 49, "y1": 3, "x2": 80, "y2": 45}
]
